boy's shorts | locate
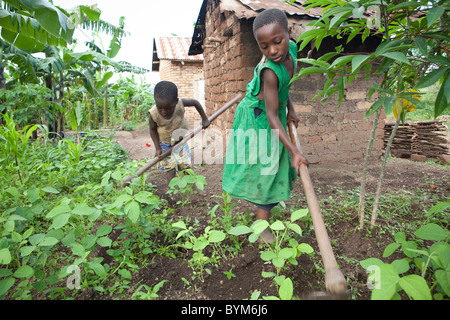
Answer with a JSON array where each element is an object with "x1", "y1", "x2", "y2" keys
[{"x1": 159, "y1": 141, "x2": 193, "y2": 172}]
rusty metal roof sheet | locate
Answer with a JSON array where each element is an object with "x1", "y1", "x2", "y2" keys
[
  {"x1": 154, "y1": 37, "x2": 203, "y2": 61},
  {"x1": 189, "y1": 0, "x2": 321, "y2": 55},
  {"x1": 222, "y1": 0, "x2": 322, "y2": 19}
]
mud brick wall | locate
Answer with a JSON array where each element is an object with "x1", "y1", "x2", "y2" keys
[
  {"x1": 201, "y1": 0, "x2": 385, "y2": 164},
  {"x1": 202, "y1": 2, "x2": 261, "y2": 131},
  {"x1": 159, "y1": 59, "x2": 205, "y2": 128},
  {"x1": 290, "y1": 76, "x2": 385, "y2": 163}
]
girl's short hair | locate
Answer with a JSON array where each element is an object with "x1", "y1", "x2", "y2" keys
[
  {"x1": 154, "y1": 81, "x2": 178, "y2": 101},
  {"x1": 252, "y1": 8, "x2": 289, "y2": 38}
]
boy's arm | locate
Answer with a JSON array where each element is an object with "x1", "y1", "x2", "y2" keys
[
  {"x1": 181, "y1": 98, "x2": 210, "y2": 129},
  {"x1": 149, "y1": 113, "x2": 162, "y2": 157}
]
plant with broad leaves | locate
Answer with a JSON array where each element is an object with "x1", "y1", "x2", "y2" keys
[
  {"x1": 286, "y1": 0, "x2": 450, "y2": 228},
  {"x1": 167, "y1": 169, "x2": 207, "y2": 205},
  {"x1": 131, "y1": 280, "x2": 167, "y2": 300},
  {"x1": 229, "y1": 209, "x2": 315, "y2": 299},
  {"x1": 110, "y1": 187, "x2": 160, "y2": 224},
  {"x1": 360, "y1": 205, "x2": 449, "y2": 300},
  {"x1": 291, "y1": 0, "x2": 449, "y2": 119},
  {"x1": 173, "y1": 220, "x2": 226, "y2": 282}
]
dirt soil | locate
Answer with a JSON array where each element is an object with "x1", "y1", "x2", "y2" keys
[{"x1": 97, "y1": 127, "x2": 449, "y2": 301}]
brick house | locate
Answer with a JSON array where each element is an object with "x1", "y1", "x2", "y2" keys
[
  {"x1": 188, "y1": 0, "x2": 385, "y2": 164},
  {"x1": 152, "y1": 37, "x2": 205, "y2": 127}
]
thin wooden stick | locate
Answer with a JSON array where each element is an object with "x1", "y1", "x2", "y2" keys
[{"x1": 121, "y1": 94, "x2": 242, "y2": 186}]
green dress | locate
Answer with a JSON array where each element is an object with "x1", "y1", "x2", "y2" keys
[{"x1": 222, "y1": 40, "x2": 298, "y2": 206}]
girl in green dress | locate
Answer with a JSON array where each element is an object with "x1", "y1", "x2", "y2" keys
[{"x1": 222, "y1": 8, "x2": 309, "y2": 243}]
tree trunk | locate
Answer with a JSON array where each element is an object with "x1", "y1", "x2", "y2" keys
[
  {"x1": 56, "y1": 75, "x2": 64, "y2": 136},
  {"x1": 0, "y1": 62, "x2": 5, "y2": 90},
  {"x1": 44, "y1": 73, "x2": 58, "y2": 138},
  {"x1": 0, "y1": 54, "x2": 6, "y2": 126},
  {"x1": 86, "y1": 94, "x2": 92, "y2": 126},
  {"x1": 359, "y1": 107, "x2": 382, "y2": 229},
  {"x1": 370, "y1": 116, "x2": 401, "y2": 227},
  {"x1": 103, "y1": 97, "x2": 108, "y2": 127},
  {"x1": 94, "y1": 98, "x2": 99, "y2": 127}
]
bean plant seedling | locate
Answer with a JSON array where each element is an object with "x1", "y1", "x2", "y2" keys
[
  {"x1": 172, "y1": 220, "x2": 227, "y2": 282},
  {"x1": 131, "y1": 280, "x2": 167, "y2": 300},
  {"x1": 228, "y1": 208, "x2": 315, "y2": 300},
  {"x1": 167, "y1": 169, "x2": 207, "y2": 205},
  {"x1": 360, "y1": 202, "x2": 450, "y2": 300}
]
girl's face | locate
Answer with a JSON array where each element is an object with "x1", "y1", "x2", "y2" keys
[
  {"x1": 255, "y1": 22, "x2": 290, "y2": 63},
  {"x1": 155, "y1": 97, "x2": 178, "y2": 119}
]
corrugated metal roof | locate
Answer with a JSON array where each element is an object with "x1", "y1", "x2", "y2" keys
[
  {"x1": 189, "y1": 0, "x2": 321, "y2": 55},
  {"x1": 222, "y1": 0, "x2": 322, "y2": 19},
  {"x1": 154, "y1": 37, "x2": 203, "y2": 61}
]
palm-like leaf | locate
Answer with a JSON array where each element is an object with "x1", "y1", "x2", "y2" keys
[
  {"x1": 0, "y1": 0, "x2": 75, "y2": 51},
  {"x1": 116, "y1": 61, "x2": 149, "y2": 74}
]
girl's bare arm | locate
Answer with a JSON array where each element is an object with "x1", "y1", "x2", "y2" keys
[{"x1": 262, "y1": 69, "x2": 308, "y2": 173}]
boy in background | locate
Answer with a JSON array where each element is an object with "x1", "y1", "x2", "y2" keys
[{"x1": 149, "y1": 81, "x2": 210, "y2": 197}]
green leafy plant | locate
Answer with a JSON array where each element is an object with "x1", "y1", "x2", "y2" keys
[
  {"x1": 212, "y1": 191, "x2": 236, "y2": 216},
  {"x1": 288, "y1": 0, "x2": 450, "y2": 229},
  {"x1": 67, "y1": 100, "x2": 84, "y2": 143},
  {"x1": 360, "y1": 207, "x2": 449, "y2": 300},
  {"x1": 0, "y1": 127, "x2": 150, "y2": 299},
  {"x1": 229, "y1": 209, "x2": 314, "y2": 299},
  {"x1": 0, "y1": 113, "x2": 37, "y2": 182},
  {"x1": 223, "y1": 265, "x2": 236, "y2": 280},
  {"x1": 131, "y1": 280, "x2": 167, "y2": 300},
  {"x1": 167, "y1": 169, "x2": 207, "y2": 205},
  {"x1": 173, "y1": 220, "x2": 226, "y2": 282},
  {"x1": 0, "y1": 187, "x2": 69, "y2": 298},
  {"x1": 425, "y1": 199, "x2": 450, "y2": 225},
  {"x1": 208, "y1": 192, "x2": 251, "y2": 239},
  {"x1": 0, "y1": 84, "x2": 56, "y2": 128}
]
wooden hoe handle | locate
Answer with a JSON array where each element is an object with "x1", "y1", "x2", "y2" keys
[
  {"x1": 121, "y1": 94, "x2": 243, "y2": 187},
  {"x1": 287, "y1": 121, "x2": 347, "y2": 295}
]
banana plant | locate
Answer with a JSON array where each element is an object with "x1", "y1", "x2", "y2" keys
[
  {"x1": 1, "y1": 2, "x2": 124, "y2": 130},
  {"x1": 1, "y1": 1, "x2": 149, "y2": 131},
  {"x1": 0, "y1": 1, "x2": 101, "y2": 133},
  {"x1": 81, "y1": 15, "x2": 149, "y2": 127},
  {"x1": 0, "y1": 0, "x2": 75, "y2": 52}
]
